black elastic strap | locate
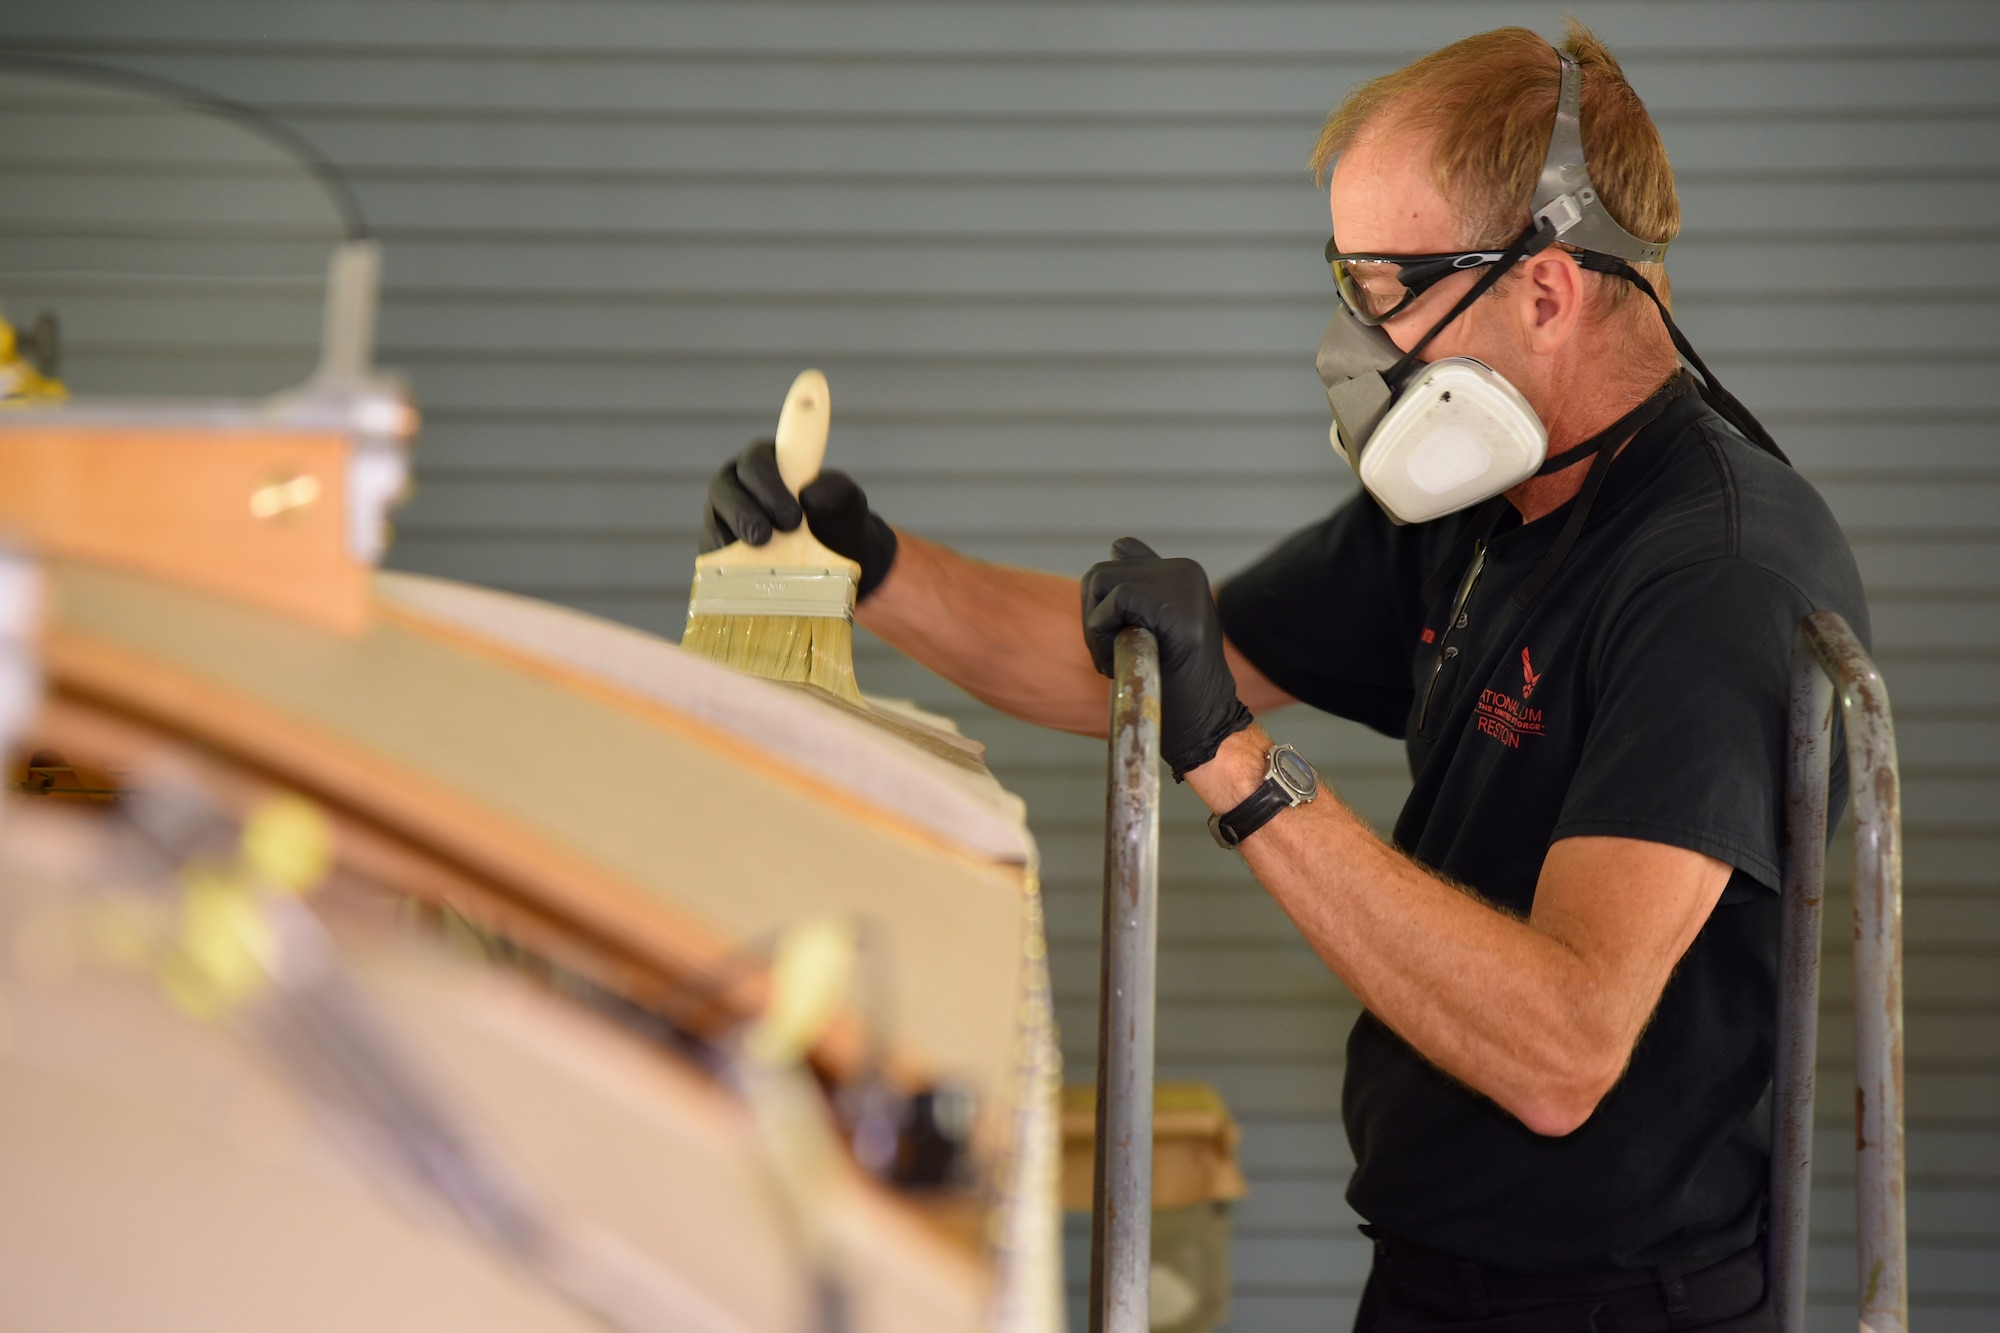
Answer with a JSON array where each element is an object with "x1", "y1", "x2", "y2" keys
[
  {"x1": 1420, "y1": 375, "x2": 1684, "y2": 611},
  {"x1": 1510, "y1": 372, "x2": 1691, "y2": 610},
  {"x1": 1389, "y1": 219, "x2": 1559, "y2": 387},
  {"x1": 1536, "y1": 367, "x2": 1689, "y2": 479},
  {"x1": 1403, "y1": 235, "x2": 1773, "y2": 611},
  {"x1": 1575, "y1": 252, "x2": 1789, "y2": 464}
]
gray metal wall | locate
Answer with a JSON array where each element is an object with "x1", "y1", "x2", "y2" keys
[{"x1": 3, "y1": 4, "x2": 1995, "y2": 1330}]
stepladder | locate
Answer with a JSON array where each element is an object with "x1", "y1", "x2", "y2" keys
[{"x1": 1772, "y1": 611, "x2": 1908, "y2": 1333}]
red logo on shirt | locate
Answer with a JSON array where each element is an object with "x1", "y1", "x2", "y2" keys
[
  {"x1": 1475, "y1": 647, "x2": 1547, "y2": 748},
  {"x1": 1475, "y1": 689, "x2": 1545, "y2": 748}
]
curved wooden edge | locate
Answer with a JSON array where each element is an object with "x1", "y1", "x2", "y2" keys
[
  {"x1": 32, "y1": 628, "x2": 908, "y2": 1091},
  {"x1": 11, "y1": 705, "x2": 995, "y2": 1275},
  {"x1": 374, "y1": 596, "x2": 1028, "y2": 876}
]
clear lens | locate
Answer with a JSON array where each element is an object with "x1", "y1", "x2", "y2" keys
[
  {"x1": 1332, "y1": 258, "x2": 1410, "y2": 325},
  {"x1": 1329, "y1": 249, "x2": 1512, "y2": 327}
]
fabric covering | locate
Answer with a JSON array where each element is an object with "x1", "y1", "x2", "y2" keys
[{"x1": 375, "y1": 571, "x2": 1033, "y2": 865}]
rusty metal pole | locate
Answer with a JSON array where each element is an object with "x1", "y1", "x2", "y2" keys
[
  {"x1": 1089, "y1": 626, "x2": 1161, "y2": 1333},
  {"x1": 1800, "y1": 612, "x2": 1908, "y2": 1333},
  {"x1": 1773, "y1": 632, "x2": 1833, "y2": 1333}
]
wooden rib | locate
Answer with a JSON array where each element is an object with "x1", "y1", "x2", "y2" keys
[{"x1": 32, "y1": 631, "x2": 901, "y2": 1088}]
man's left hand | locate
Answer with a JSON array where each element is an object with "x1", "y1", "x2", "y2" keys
[{"x1": 1081, "y1": 537, "x2": 1254, "y2": 778}]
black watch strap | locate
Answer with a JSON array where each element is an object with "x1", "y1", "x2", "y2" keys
[
  {"x1": 1209, "y1": 744, "x2": 1317, "y2": 850},
  {"x1": 1208, "y1": 777, "x2": 1295, "y2": 849}
]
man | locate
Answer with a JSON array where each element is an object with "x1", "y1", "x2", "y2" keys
[{"x1": 701, "y1": 23, "x2": 1865, "y2": 1332}]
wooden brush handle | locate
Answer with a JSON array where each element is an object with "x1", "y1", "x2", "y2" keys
[
  {"x1": 775, "y1": 369, "x2": 831, "y2": 497},
  {"x1": 691, "y1": 367, "x2": 857, "y2": 576}
]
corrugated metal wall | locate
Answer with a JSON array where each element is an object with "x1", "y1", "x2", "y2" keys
[{"x1": 4, "y1": 4, "x2": 1995, "y2": 1329}]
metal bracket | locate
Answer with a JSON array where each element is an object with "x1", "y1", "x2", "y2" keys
[{"x1": 272, "y1": 240, "x2": 416, "y2": 566}]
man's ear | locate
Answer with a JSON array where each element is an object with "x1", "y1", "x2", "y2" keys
[{"x1": 1521, "y1": 249, "x2": 1585, "y2": 354}]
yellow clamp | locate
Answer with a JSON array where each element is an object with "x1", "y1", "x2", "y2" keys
[
  {"x1": 163, "y1": 794, "x2": 333, "y2": 1018},
  {"x1": 0, "y1": 316, "x2": 66, "y2": 405},
  {"x1": 743, "y1": 918, "x2": 857, "y2": 1068},
  {"x1": 241, "y1": 793, "x2": 335, "y2": 895}
]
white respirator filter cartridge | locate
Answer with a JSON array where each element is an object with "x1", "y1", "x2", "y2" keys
[{"x1": 1355, "y1": 358, "x2": 1548, "y2": 525}]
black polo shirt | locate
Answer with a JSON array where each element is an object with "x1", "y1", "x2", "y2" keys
[{"x1": 1214, "y1": 391, "x2": 1869, "y2": 1275}]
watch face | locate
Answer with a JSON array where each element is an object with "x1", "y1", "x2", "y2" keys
[{"x1": 1273, "y1": 747, "x2": 1316, "y2": 797}]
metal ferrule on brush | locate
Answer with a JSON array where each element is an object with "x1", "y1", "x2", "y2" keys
[{"x1": 688, "y1": 566, "x2": 857, "y2": 621}]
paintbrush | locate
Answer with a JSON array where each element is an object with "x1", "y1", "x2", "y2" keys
[{"x1": 681, "y1": 369, "x2": 864, "y2": 704}]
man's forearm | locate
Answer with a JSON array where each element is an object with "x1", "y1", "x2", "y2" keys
[
  {"x1": 857, "y1": 530, "x2": 1112, "y2": 735},
  {"x1": 1186, "y1": 727, "x2": 1665, "y2": 1135}
]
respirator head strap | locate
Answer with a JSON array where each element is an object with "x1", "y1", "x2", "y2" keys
[
  {"x1": 1511, "y1": 371, "x2": 1692, "y2": 609},
  {"x1": 1415, "y1": 373, "x2": 1689, "y2": 610},
  {"x1": 1531, "y1": 52, "x2": 1669, "y2": 268},
  {"x1": 1573, "y1": 251, "x2": 1788, "y2": 464},
  {"x1": 1389, "y1": 219, "x2": 1559, "y2": 384},
  {"x1": 1530, "y1": 370, "x2": 1683, "y2": 478}
]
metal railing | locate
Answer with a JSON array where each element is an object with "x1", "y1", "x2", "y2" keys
[
  {"x1": 1083, "y1": 614, "x2": 1903, "y2": 1333},
  {"x1": 1090, "y1": 626, "x2": 1162, "y2": 1333},
  {"x1": 1772, "y1": 611, "x2": 1908, "y2": 1333}
]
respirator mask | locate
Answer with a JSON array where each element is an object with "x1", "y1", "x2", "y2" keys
[{"x1": 1316, "y1": 52, "x2": 1781, "y2": 526}]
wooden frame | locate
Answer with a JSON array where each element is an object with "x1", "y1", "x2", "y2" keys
[{"x1": 0, "y1": 423, "x2": 370, "y2": 634}]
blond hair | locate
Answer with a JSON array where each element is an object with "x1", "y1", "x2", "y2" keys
[{"x1": 1311, "y1": 19, "x2": 1676, "y2": 310}]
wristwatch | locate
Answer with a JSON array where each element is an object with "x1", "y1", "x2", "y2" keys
[{"x1": 1208, "y1": 743, "x2": 1318, "y2": 850}]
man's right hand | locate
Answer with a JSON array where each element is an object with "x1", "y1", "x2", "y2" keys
[
  {"x1": 1080, "y1": 537, "x2": 1254, "y2": 779},
  {"x1": 701, "y1": 440, "x2": 900, "y2": 599}
]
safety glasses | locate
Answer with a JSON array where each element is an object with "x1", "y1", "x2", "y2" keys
[{"x1": 1324, "y1": 239, "x2": 1516, "y2": 327}]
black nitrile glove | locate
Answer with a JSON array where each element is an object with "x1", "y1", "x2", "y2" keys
[
  {"x1": 1080, "y1": 537, "x2": 1254, "y2": 779},
  {"x1": 701, "y1": 439, "x2": 900, "y2": 599}
]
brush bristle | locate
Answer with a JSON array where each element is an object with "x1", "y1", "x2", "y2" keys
[{"x1": 681, "y1": 612, "x2": 863, "y2": 704}]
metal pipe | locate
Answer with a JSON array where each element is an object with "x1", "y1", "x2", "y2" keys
[
  {"x1": 0, "y1": 547, "x2": 42, "y2": 842},
  {"x1": 1089, "y1": 626, "x2": 1161, "y2": 1333},
  {"x1": 1800, "y1": 612, "x2": 1907, "y2": 1333},
  {"x1": 1772, "y1": 633, "x2": 1833, "y2": 1333}
]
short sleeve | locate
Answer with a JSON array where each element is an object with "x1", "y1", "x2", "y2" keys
[
  {"x1": 1216, "y1": 491, "x2": 1444, "y2": 737},
  {"x1": 1553, "y1": 557, "x2": 1819, "y2": 891}
]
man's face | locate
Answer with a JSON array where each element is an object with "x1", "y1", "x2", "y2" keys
[{"x1": 1328, "y1": 128, "x2": 1523, "y2": 369}]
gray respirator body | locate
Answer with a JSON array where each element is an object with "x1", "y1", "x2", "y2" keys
[{"x1": 1316, "y1": 53, "x2": 1703, "y2": 526}]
